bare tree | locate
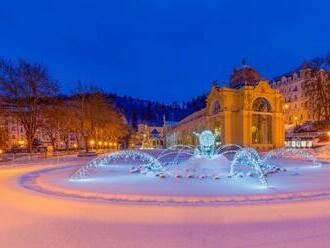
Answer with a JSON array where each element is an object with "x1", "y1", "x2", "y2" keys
[
  {"x1": 0, "y1": 59, "x2": 59, "y2": 152},
  {"x1": 41, "y1": 96, "x2": 83, "y2": 151},
  {"x1": 71, "y1": 83, "x2": 128, "y2": 152},
  {"x1": 0, "y1": 100, "x2": 9, "y2": 149},
  {"x1": 302, "y1": 69, "x2": 330, "y2": 128}
]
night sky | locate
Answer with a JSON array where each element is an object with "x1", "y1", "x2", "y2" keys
[{"x1": 1, "y1": 0, "x2": 329, "y2": 102}]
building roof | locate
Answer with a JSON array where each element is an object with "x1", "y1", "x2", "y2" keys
[
  {"x1": 271, "y1": 63, "x2": 329, "y2": 83},
  {"x1": 229, "y1": 62, "x2": 262, "y2": 88},
  {"x1": 150, "y1": 129, "x2": 161, "y2": 139},
  {"x1": 177, "y1": 108, "x2": 207, "y2": 125}
]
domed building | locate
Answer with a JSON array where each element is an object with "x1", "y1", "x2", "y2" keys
[
  {"x1": 230, "y1": 61, "x2": 263, "y2": 88},
  {"x1": 166, "y1": 65, "x2": 285, "y2": 150}
]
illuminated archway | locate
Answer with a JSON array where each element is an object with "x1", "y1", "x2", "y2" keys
[{"x1": 252, "y1": 97, "x2": 272, "y2": 145}]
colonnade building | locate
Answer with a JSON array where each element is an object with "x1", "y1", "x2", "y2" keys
[{"x1": 166, "y1": 65, "x2": 285, "y2": 150}]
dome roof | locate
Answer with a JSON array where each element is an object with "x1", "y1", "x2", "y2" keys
[{"x1": 230, "y1": 62, "x2": 262, "y2": 88}]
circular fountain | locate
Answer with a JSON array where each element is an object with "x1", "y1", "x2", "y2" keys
[
  {"x1": 19, "y1": 130, "x2": 327, "y2": 205},
  {"x1": 69, "y1": 130, "x2": 323, "y2": 188},
  {"x1": 70, "y1": 129, "x2": 272, "y2": 186}
]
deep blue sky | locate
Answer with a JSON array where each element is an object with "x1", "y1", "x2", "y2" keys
[{"x1": 1, "y1": 0, "x2": 329, "y2": 103}]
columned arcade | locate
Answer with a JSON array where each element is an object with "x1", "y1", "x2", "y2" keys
[{"x1": 166, "y1": 80, "x2": 285, "y2": 150}]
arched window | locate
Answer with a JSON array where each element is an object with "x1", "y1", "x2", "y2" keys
[
  {"x1": 252, "y1": 97, "x2": 272, "y2": 145},
  {"x1": 252, "y1": 97, "x2": 272, "y2": 112},
  {"x1": 211, "y1": 101, "x2": 221, "y2": 115}
]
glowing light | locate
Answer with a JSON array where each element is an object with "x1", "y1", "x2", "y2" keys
[
  {"x1": 193, "y1": 130, "x2": 219, "y2": 158},
  {"x1": 89, "y1": 140, "x2": 95, "y2": 145},
  {"x1": 199, "y1": 130, "x2": 216, "y2": 146},
  {"x1": 98, "y1": 141, "x2": 102, "y2": 146},
  {"x1": 18, "y1": 140, "x2": 25, "y2": 145},
  {"x1": 71, "y1": 130, "x2": 321, "y2": 188},
  {"x1": 70, "y1": 150, "x2": 164, "y2": 181},
  {"x1": 263, "y1": 148, "x2": 321, "y2": 168}
]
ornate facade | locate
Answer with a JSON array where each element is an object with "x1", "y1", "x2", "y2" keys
[
  {"x1": 271, "y1": 65, "x2": 328, "y2": 126},
  {"x1": 166, "y1": 80, "x2": 285, "y2": 150},
  {"x1": 271, "y1": 65, "x2": 311, "y2": 126}
]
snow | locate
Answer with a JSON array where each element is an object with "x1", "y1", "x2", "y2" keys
[
  {"x1": 314, "y1": 144, "x2": 330, "y2": 161},
  {"x1": 21, "y1": 162, "x2": 330, "y2": 204},
  {"x1": 1, "y1": 153, "x2": 330, "y2": 247}
]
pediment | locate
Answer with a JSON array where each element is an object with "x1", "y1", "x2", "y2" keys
[{"x1": 254, "y1": 80, "x2": 274, "y2": 94}]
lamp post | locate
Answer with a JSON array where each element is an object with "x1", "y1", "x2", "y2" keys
[
  {"x1": 327, "y1": 131, "x2": 330, "y2": 143},
  {"x1": 18, "y1": 140, "x2": 25, "y2": 147},
  {"x1": 294, "y1": 116, "x2": 298, "y2": 128},
  {"x1": 89, "y1": 140, "x2": 95, "y2": 151}
]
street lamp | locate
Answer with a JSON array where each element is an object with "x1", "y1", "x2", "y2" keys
[
  {"x1": 294, "y1": 116, "x2": 298, "y2": 128},
  {"x1": 18, "y1": 140, "x2": 25, "y2": 147},
  {"x1": 89, "y1": 140, "x2": 95, "y2": 150},
  {"x1": 327, "y1": 131, "x2": 330, "y2": 143}
]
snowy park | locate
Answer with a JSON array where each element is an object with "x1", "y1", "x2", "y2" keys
[
  {"x1": 1, "y1": 1, "x2": 330, "y2": 247},
  {"x1": 1, "y1": 142, "x2": 330, "y2": 247}
]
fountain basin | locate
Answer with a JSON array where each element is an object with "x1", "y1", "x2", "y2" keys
[{"x1": 20, "y1": 160, "x2": 330, "y2": 205}]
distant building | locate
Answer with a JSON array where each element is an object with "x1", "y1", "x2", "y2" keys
[
  {"x1": 0, "y1": 101, "x2": 28, "y2": 149},
  {"x1": 133, "y1": 124, "x2": 165, "y2": 149},
  {"x1": 271, "y1": 64, "x2": 328, "y2": 127},
  {"x1": 0, "y1": 100, "x2": 82, "y2": 151}
]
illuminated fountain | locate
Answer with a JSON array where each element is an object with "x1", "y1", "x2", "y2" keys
[
  {"x1": 70, "y1": 130, "x2": 321, "y2": 188},
  {"x1": 193, "y1": 130, "x2": 219, "y2": 158}
]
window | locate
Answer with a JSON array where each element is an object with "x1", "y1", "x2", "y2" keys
[
  {"x1": 211, "y1": 101, "x2": 221, "y2": 115},
  {"x1": 252, "y1": 97, "x2": 272, "y2": 112}
]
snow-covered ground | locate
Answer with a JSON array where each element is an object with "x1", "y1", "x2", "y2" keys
[
  {"x1": 21, "y1": 160, "x2": 329, "y2": 204},
  {"x1": 314, "y1": 144, "x2": 330, "y2": 161},
  {"x1": 1, "y1": 153, "x2": 330, "y2": 247}
]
